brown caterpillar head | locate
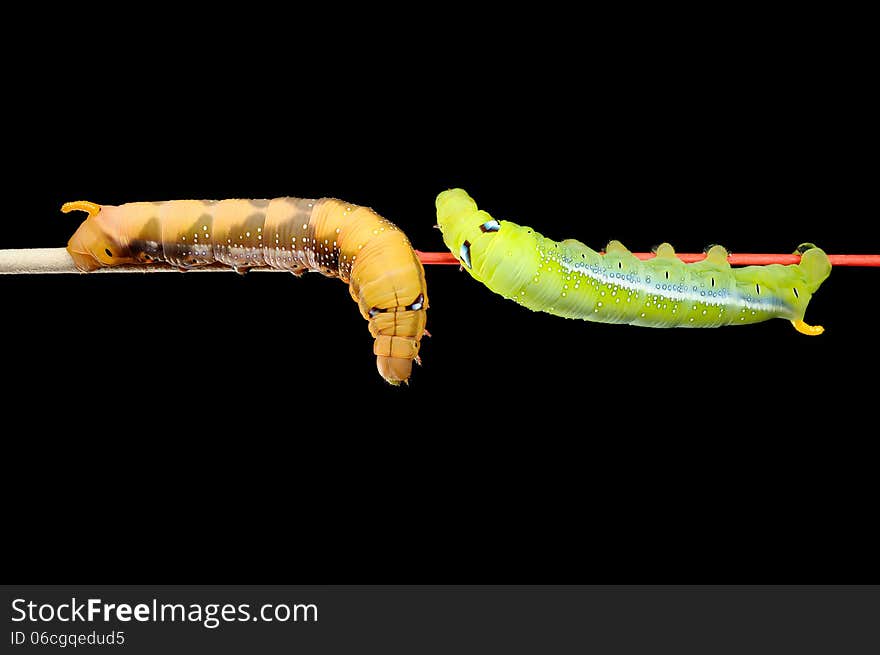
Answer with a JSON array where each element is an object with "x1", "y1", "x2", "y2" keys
[
  {"x1": 367, "y1": 293, "x2": 427, "y2": 385},
  {"x1": 376, "y1": 355, "x2": 414, "y2": 386},
  {"x1": 373, "y1": 334, "x2": 422, "y2": 386},
  {"x1": 63, "y1": 202, "x2": 135, "y2": 271}
]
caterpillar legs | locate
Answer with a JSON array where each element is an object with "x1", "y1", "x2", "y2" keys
[{"x1": 791, "y1": 319, "x2": 824, "y2": 336}]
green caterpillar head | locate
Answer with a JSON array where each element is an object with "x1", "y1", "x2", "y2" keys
[{"x1": 436, "y1": 188, "x2": 500, "y2": 272}]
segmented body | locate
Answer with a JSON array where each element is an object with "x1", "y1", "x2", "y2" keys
[
  {"x1": 63, "y1": 197, "x2": 428, "y2": 384},
  {"x1": 436, "y1": 189, "x2": 830, "y2": 332}
]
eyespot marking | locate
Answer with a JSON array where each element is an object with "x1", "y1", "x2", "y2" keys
[
  {"x1": 479, "y1": 220, "x2": 501, "y2": 233},
  {"x1": 460, "y1": 240, "x2": 472, "y2": 269},
  {"x1": 405, "y1": 293, "x2": 425, "y2": 311}
]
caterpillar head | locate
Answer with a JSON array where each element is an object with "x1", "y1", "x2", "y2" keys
[
  {"x1": 63, "y1": 202, "x2": 135, "y2": 271},
  {"x1": 370, "y1": 294, "x2": 428, "y2": 385},
  {"x1": 373, "y1": 334, "x2": 422, "y2": 386},
  {"x1": 435, "y1": 188, "x2": 502, "y2": 275}
]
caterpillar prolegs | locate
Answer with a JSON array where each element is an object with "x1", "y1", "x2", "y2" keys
[
  {"x1": 62, "y1": 197, "x2": 428, "y2": 384},
  {"x1": 436, "y1": 188, "x2": 831, "y2": 334}
]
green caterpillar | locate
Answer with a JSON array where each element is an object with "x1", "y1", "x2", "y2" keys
[{"x1": 436, "y1": 188, "x2": 831, "y2": 335}]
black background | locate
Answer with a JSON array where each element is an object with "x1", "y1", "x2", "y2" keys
[{"x1": 3, "y1": 9, "x2": 876, "y2": 584}]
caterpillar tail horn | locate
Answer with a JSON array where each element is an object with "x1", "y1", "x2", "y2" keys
[
  {"x1": 62, "y1": 200, "x2": 109, "y2": 271},
  {"x1": 61, "y1": 201, "x2": 101, "y2": 219},
  {"x1": 791, "y1": 320, "x2": 824, "y2": 336}
]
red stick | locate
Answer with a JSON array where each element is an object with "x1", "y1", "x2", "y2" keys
[{"x1": 414, "y1": 251, "x2": 880, "y2": 267}]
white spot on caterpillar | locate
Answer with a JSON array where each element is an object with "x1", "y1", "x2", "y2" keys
[{"x1": 246, "y1": 231, "x2": 250, "y2": 237}]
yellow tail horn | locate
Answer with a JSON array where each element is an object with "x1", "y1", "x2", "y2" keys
[{"x1": 61, "y1": 200, "x2": 101, "y2": 219}]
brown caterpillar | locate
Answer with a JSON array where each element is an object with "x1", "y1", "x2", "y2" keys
[{"x1": 62, "y1": 197, "x2": 428, "y2": 385}]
